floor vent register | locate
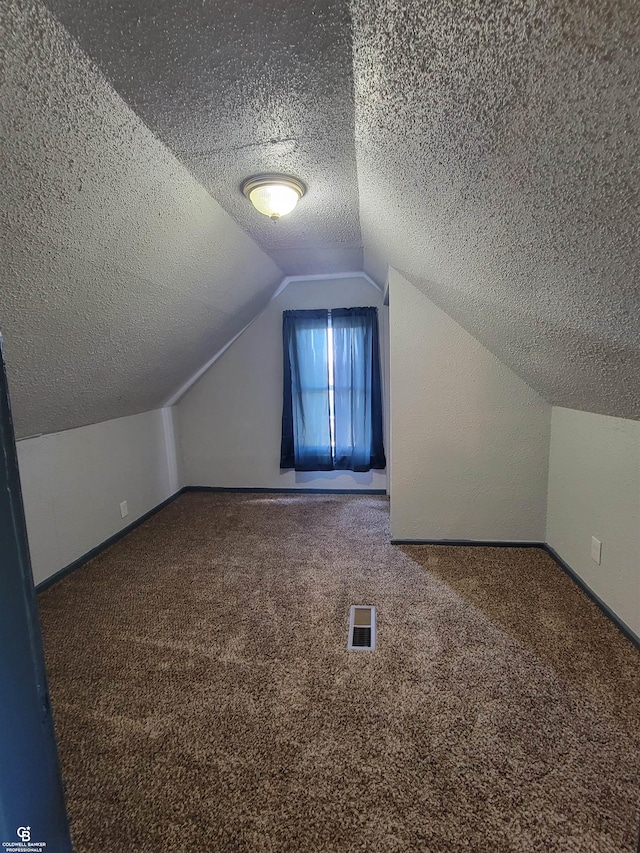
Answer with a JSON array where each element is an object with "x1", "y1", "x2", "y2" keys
[{"x1": 348, "y1": 605, "x2": 376, "y2": 651}]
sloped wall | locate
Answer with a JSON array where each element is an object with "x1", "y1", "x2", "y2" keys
[
  {"x1": 17, "y1": 409, "x2": 178, "y2": 585},
  {"x1": 546, "y1": 407, "x2": 639, "y2": 638},
  {"x1": 175, "y1": 276, "x2": 388, "y2": 491},
  {"x1": 389, "y1": 269, "x2": 551, "y2": 541}
]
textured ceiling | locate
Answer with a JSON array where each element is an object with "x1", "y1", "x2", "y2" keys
[
  {"x1": 353, "y1": 0, "x2": 640, "y2": 419},
  {"x1": 2, "y1": 0, "x2": 639, "y2": 435},
  {"x1": 0, "y1": 0, "x2": 282, "y2": 437},
  {"x1": 43, "y1": 0, "x2": 363, "y2": 276}
]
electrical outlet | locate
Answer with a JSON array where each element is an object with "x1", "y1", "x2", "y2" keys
[
  {"x1": 120, "y1": 500, "x2": 128, "y2": 519},
  {"x1": 591, "y1": 536, "x2": 602, "y2": 565}
]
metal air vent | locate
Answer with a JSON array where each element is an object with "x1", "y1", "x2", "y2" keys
[{"x1": 348, "y1": 605, "x2": 376, "y2": 651}]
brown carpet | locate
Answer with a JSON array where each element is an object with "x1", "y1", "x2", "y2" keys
[{"x1": 37, "y1": 493, "x2": 640, "y2": 852}]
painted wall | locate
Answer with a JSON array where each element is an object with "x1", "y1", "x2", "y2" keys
[
  {"x1": 176, "y1": 276, "x2": 388, "y2": 491},
  {"x1": 17, "y1": 409, "x2": 179, "y2": 585},
  {"x1": 546, "y1": 407, "x2": 640, "y2": 638},
  {"x1": 389, "y1": 269, "x2": 551, "y2": 541}
]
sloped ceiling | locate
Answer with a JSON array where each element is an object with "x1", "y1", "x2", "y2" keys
[
  {"x1": 43, "y1": 0, "x2": 363, "y2": 276},
  {"x1": 0, "y1": 0, "x2": 282, "y2": 437},
  {"x1": 353, "y1": 0, "x2": 640, "y2": 419},
  {"x1": 2, "y1": 0, "x2": 639, "y2": 436}
]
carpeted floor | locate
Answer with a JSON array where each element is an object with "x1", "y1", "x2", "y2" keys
[{"x1": 37, "y1": 493, "x2": 640, "y2": 852}]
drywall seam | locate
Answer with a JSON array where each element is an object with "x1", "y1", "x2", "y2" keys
[{"x1": 164, "y1": 271, "x2": 383, "y2": 406}]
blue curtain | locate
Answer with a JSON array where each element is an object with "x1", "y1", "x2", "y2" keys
[
  {"x1": 331, "y1": 307, "x2": 386, "y2": 472},
  {"x1": 280, "y1": 310, "x2": 333, "y2": 471},
  {"x1": 281, "y1": 307, "x2": 386, "y2": 472}
]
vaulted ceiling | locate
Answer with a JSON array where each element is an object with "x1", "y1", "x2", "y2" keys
[
  {"x1": 353, "y1": 0, "x2": 640, "y2": 419},
  {"x1": 44, "y1": 0, "x2": 363, "y2": 276},
  {"x1": 1, "y1": 0, "x2": 639, "y2": 437}
]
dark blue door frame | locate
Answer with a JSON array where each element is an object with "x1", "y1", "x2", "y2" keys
[{"x1": 0, "y1": 334, "x2": 73, "y2": 850}]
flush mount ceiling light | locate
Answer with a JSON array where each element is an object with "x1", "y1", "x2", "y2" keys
[{"x1": 241, "y1": 174, "x2": 306, "y2": 221}]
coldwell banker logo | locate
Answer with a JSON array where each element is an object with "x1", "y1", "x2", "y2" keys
[{"x1": 1, "y1": 826, "x2": 46, "y2": 851}]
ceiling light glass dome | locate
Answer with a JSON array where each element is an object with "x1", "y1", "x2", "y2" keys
[{"x1": 241, "y1": 175, "x2": 306, "y2": 221}]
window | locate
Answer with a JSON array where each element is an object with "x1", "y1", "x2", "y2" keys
[{"x1": 280, "y1": 307, "x2": 386, "y2": 472}]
